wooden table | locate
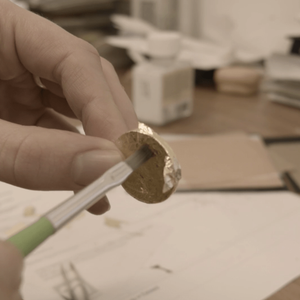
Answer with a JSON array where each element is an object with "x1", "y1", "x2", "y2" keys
[
  {"x1": 152, "y1": 87, "x2": 300, "y2": 138},
  {"x1": 120, "y1": 69, "x2": 300, "y2": 138}
]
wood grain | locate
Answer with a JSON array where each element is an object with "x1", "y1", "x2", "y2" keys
[{"x1": 119, "y1": 69, "x2": 300, "y2": 138}]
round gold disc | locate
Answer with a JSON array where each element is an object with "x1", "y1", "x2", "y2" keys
[{"x1": 115, "y1": 123, "x2": 181, "y2": 204}]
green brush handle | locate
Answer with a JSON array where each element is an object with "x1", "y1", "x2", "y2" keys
[{"x1": 7, "y1": 217, "x2": 55, "y2": 257}]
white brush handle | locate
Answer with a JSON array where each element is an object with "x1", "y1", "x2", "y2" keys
[{"x1": 46, "y1": 162, "x2": 132, "y2": 230}]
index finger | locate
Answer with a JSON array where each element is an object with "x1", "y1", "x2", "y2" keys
[{"x1": 7, "y1": 2, "x2": 130, "y2": 140}]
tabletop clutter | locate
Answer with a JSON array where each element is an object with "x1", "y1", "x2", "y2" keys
[{"x1": 262, "y1": 53, "x2": 300, "y2": 109}]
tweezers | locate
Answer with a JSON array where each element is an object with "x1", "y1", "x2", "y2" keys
[{"x1": 61, "y1": 262, "x2": 90, "y2": 300}]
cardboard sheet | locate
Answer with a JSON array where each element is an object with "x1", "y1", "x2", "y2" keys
[{"x1": 166, "y1": 134, "x2": 284, "y2": 190}]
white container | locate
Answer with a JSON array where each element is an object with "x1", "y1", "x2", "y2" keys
[{"x1": 132, "y1": 32, "x2": 194, "y2": 126}]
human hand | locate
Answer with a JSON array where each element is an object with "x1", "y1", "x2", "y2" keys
[
  {"x1": 0, "y1": 0, "x2": 138, "y2": 213},
  {"x1": 0, "y1": 241, "x2": 23, "y2": 300}
]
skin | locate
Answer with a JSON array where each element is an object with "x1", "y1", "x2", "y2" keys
[
  {"x1": 0, "y1": 0, "x2": 139, "y2": 297},
  {"x1": 0, "y1": 241, "x2": 23, "y2": 300}
]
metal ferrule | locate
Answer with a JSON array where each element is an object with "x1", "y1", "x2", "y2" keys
[{"x1": 46, "y1": 162, "x2": 133, "y2": 230}]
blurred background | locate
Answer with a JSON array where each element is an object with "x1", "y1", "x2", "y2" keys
[
  {"x1": 10, "y1": 0, "x2": 300, "y2": 122},
  {"x1": 12, "y1": 0, "x2": 300, "y2": 69}
]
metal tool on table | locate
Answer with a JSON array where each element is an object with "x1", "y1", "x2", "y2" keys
[{"x1": 61, "y1": 262, "x2": 90, "y2": 300}]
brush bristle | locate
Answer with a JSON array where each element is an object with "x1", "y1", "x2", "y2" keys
[{"x1": 125, "y1": 145, "x2": 153, "y2": 171}]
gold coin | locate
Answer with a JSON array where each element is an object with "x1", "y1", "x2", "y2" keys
[{"x1": 116, "y1": 123, "x2": 181, "y2": 204}]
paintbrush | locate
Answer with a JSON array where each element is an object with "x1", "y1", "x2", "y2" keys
[{"x1": 7, "y1": 145, "x2": 153, "y2": 257}]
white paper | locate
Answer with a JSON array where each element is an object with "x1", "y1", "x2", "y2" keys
[
  {"x1": 0, "y1": 182, "x2": 71, "y2": 239},
  {"x1": 1, "y1": 181, "x2": 300, "y2": 299},
  {"x1": 266, "y1": 54, "x2": 300, "y2": 81}
]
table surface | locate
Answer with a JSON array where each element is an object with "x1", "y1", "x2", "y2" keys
[
  {"x1": 121, "y1": 70, "x2": 300, "y2": 299},
  {"x1": 120, "y1": 69, "x2": 300, "y2": 138},
  {"x1": 153, "y1": 87, "x2": 300, "y2": 138}
]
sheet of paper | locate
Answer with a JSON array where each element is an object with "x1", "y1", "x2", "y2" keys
[
  {"x1": 23, "y1": 220, "x2": 170, "y2": 300},
  {"x1": 5, "y1": 184, "x2": 170, "y2": 300},
  {"x1": 266, "y1": 54, "x2": 300, "y2": 81},
  {"x1": 0, "y1": 182, "x2": 71, "y2": 239},
  {"x1": 105, "y1": 189, "x2": 300, "y2": 300},
  {"x1": 1, "y1": 182, "x2": 300, "y2": 299}
]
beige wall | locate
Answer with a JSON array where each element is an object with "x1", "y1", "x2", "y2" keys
[{"x1": 197, "y1": 0, "x2": 300, "y2": 61}]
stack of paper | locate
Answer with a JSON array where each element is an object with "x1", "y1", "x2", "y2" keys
[{"x1": 263, "y1": 54, "x2": 300, "y2": 109}]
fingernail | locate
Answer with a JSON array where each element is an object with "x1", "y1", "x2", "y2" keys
[
  {"x1": 88, "y1": 196, "x2": 111, "y2": 215},
  {"x1": 33, "y1": 75, "x2": 47, "y2": 89},
  {"x1": 72, "y1": 150, "x2": 122, "y2": 186},
  {"x1": 103, "y1": 196, "x2": 111, "y2": 211}
]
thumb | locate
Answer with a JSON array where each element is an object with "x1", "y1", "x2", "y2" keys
[
  {"x1": 0, "y1": 119, "x2": 123, "y2": 191},
  {"x1": 0, "y1": 241, "x2": 23, "y2": 300}
]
